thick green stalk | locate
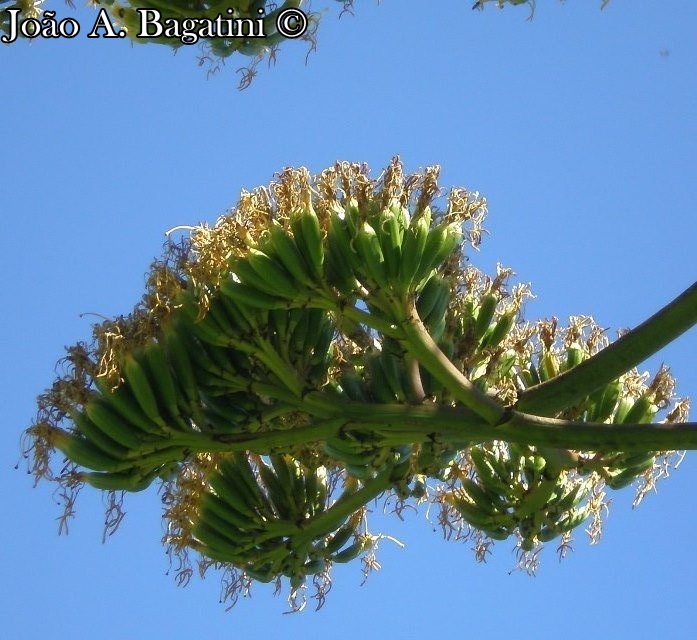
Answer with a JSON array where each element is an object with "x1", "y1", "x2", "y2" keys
[
  {"x1": 517, "y1": 281, "x2": 697, "y2": 416},
  {"x1": 169, "y1": 396, "x2": 697, "y2": 454},
  {"x1": 494, "y1": 410, "x2": 697, "y2": 453}
]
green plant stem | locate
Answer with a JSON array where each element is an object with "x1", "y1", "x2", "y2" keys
[
  {"x1": 202, "y1": 402, "x2": 697, "y2": 454},
  {"x1": 494, "y1": 410, "x2": 697, "y2": 453},
  {"x1": 210, "y1": 418, "x2": 346, "y2": 453},
  {"x1": 295, "y1": 468, "x2": 394, "y2": 545},
  {"x1": 517, "y1": 281, "x2": 697, "y2": 416},
  {"x1": 399, "y1": 301, "x2": 506, "y2": 424}
]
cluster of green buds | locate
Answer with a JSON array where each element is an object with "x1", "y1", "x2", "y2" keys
[{"x1": 23, "y1": 158, "x2": 694, "y2": 609}]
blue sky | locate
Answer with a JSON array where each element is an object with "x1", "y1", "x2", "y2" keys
[{"x1": 3, "y1": 0, "x2": 697, "y2": 636}]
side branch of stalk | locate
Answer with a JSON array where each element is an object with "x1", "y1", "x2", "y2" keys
[{"x1": 517, "y1": 281, "x2": 697, "y2": 416}]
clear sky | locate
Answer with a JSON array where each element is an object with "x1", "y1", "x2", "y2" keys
[{"x1": 3, "y1": 0, "x2": 697, "y2": 636}]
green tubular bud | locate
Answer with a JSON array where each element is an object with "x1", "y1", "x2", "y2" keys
[
  {"x1": 493, "y1": 349, "x2": 517, "y2": 380},
  {"x1": 460, "y1": 478, "x2": 508, "y2": 516},
  {"x1": 519, "y1": 363, "x2": 541, "y2": 388},
  {"x1": 71, "y1": 410, "x2": 130, "y2": 461},
  {"x1": 416, "y1": 274, "x2": 450, "y2": 324},
  {"x1": 366, "y1": 353, "x2": 398, "y2": 403},
  {"x1": 480, "y1": 310, "x2": 516, "y2": 350},
  {"x1": 183, "y1": 342, "x2": 237, "y2": 389},
  {"x1": 303, "y1": 465, "x2": 328, "y2": 516},
  {"x1": 325, "y1": 244, "x2": 357, "y2": 296},
  {"x1": 521, "y1": 453, "x2": 547, "y2": 484},
  {"x1": 200, "y1": 393, "x2": 250, "y2": 433},
  {"x1": 388, "y1": 199, "x2": 410, "y2": 229},
  {"x1": 302, "y1": 557, "x2": 327, "y2": 576},
  {"x1": 486, "y1": 450, "x2": 518, "y2": 490},
  {"x1": 221, "y1": 290, "x2": 268, "y2": 339},
  {"x1": 290, "y1": 207, "x2": 324, "y2": 282},
  {"x1": 612, "y1": 397, "x2": 635, "y2": 424},
  {"x1": 204, "y1": 294, "x2": 245, "y2": 338},
  {"x1": 480, "y1": 523, "x2": 514, "y2": 541},
  {"x1": 50, "y1": 427, "x2": 125, "y2": 472},
  {"x1": 605, "y1": 458, "x2": 655, "y2": 490},
  {"x1": 411, "y1": 221, "x2": 462, "y2": 287},
  {"x1": 449, "y1": 495, "x2": 502, "y2": 530},
  {"x1": 197, "y1": 543, "x2": 244, "y2": 566},
  {"x1": 199, "y1": 491, "x2": 263, "y2": 533},
  {"x1": 563, "y1": 343, "x2": 587, "y2": 371},
  {"x1": 269, "y1": 307, "x2": 291, "y2": 344},
  {"x1": 186, "y1": 344, "x2": 242, "y2": 390},
  {"x1": 110, "y1": 3, "x2": 141, "y2": 38},
  {"x1": 377, "y1": 206, "x2": 404, "y2": 282},
  {"x1": 620, "y1": 394, "x2": 659, "y2": 425},
  {"x1": 551, "y1": 506, "x2": 591, "y2": 536},
  {"x1": 266, "y1": 221, "x2": 316, "y2": 289},
  {"x1": 319, "y1": 523, "x2": 356, "y2": 555},
  {"x1": 587, "y1": 379, "x2": 622, "y2": 423},
  {"x1": 197, "y1": 504, "x2": 255, "y2": 552},
  {"x1": 160, "y1": 320, "x2": 201, "y2": 415},
  {"x1": 473, "y1": 294, "x2": 498, "y2": 344},
  {"x1": 208, "y1": 460, "x2": 259, "y2": 519},
  {"x1": 538, "y1": 351, "x2": 559, "y2": 383},
  {"x1": 551, "y1": 482, "x2": 587, "y2": 513},
  {"x1": 84, "y1": 397, "x2": 155, "y2": 451},
  {"x1": 219, "y1": 277, "x2": 289, "y2": 310},
  {"x1": 192, "y1": 520, "x2": 246, "y2": 563},
  {"x1": 290, "y1": 460, "x2": 311, "y2": 517},
  {"x1": 326, "y1": 211, "x2": 360, "y2": 294},
  {"x1": 323, "y1": 437, "x2": 377, "y2": 468},
  {"x1": 331, "y1": 536, "x2": 373, "y2": 564},
  {"x1": 142, "y1": 340, "x2": 190, "y2": 431},
  {"x1": 415, "y1": 441, "x2": 457, "y2": 478},
  {"x1": 399, "y1": 211, "x2": 431, "y2": 292},
  {"x1": 308, "y1": 314, "x2": 335, "y2": 367},
  {"x1": 233, "y1": 250, "x2": 299, "y2": 300},
  {"x1": 410, "y1": 475, "x2": 428, "y2": 499},
  {"x1": 377, "y1": 351, "x2": 408, "y2": 403},
  {"x1": 122, "y1": 351, "x2": 167, "y2": 427},
  {"x1": 78, "y1": 468, "x2": 158, "y2": 492},
  {"x1": 176, "y1": 299, "x2": 231, "y2": 347},
  {"x1": 620, "y1": 452, "x2": 657, "y2": 469},
  {"x1": 469, "y1": 447, "x2": 512, "y2": 496},
  {"x1": 270, "y1": 454, "x2": 301, "y2": 511},
  {"x1": 257, "y1": 459, "x2": 294, "y2": 520},
  {"x1": 91, "y1": 378, "x2": 162, "y2": 437},
  {"x1": 226, "y1": 452, "x2": 275, "y2": 518},
  {"x1": 354, "y1": 222, "x2": 389, "y2": 290},
  {"x1": 243, "y1": 565, "x2": 279, "y2": 584},
  {"x1": 288, "y1": 310, "x2": 311, "y2": 360},
  {"x1": 514, "y1": 477, "x2": 559, "y2": 519},
  {"x1": 208, "y1": 470, "x2": 258, "y2": 523}
]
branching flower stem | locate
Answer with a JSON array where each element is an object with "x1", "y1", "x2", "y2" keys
[{"x1": 398, "y1": 300, "x2": 506, "y2": 425}]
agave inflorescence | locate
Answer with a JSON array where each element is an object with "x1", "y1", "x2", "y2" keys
[{"x1": 22, "y1": 158, "x2": 696, "y2": 610}]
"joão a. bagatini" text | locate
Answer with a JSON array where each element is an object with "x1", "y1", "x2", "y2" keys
[{"x1": 1, "y1": 7, "x2": 308, "y2": 45}]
